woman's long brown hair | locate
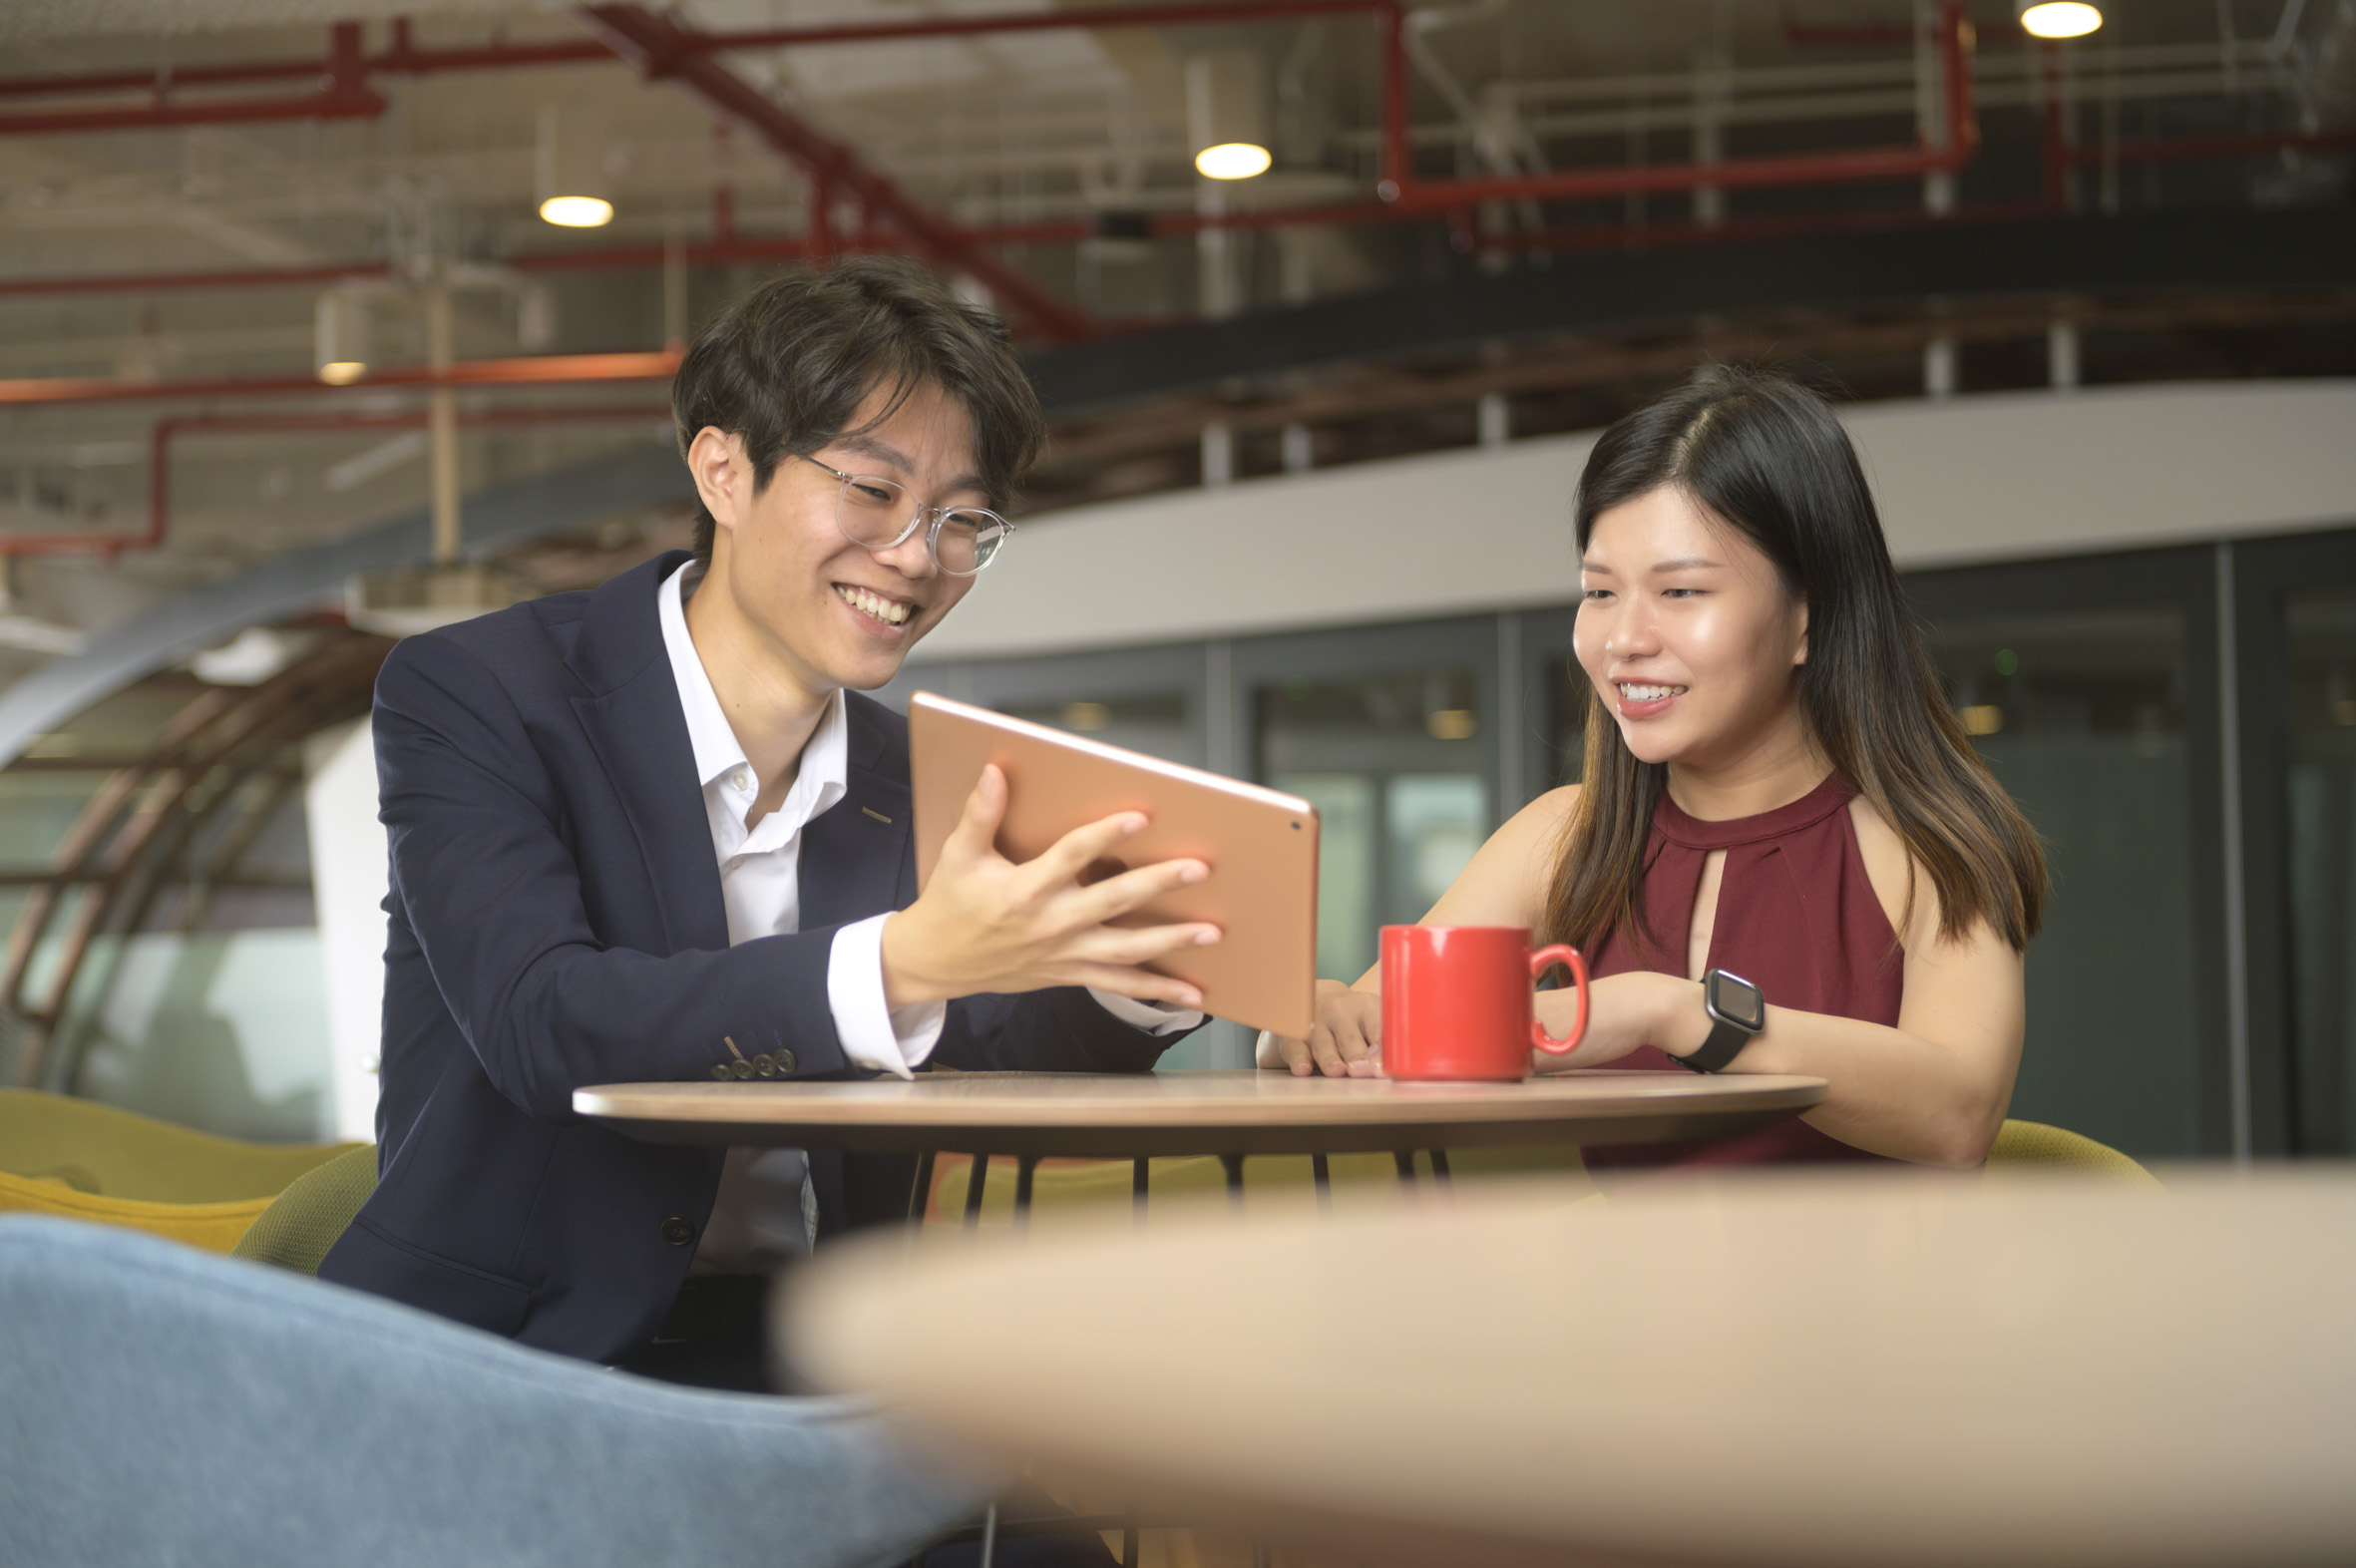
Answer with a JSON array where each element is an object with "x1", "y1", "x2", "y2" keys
[{"x1": 1545, "y1": 366, "x2": 2047, "y2": 958}]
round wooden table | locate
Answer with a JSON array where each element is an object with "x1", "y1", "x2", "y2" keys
[
  {"x1": 573, "y1": 1068, "x2": 1827, "y2": 1159},
  {"x1": 782, "y1": 1169, "x2": 2356, "y2": 1568}
]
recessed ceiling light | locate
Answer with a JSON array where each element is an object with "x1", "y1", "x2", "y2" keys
[
  {"x1": 2018, "y1": 2, "x2": 2102, "y2": 39},
  {"x1": 1194, "y1": 143, "x2": 1273, "y2": 181},
  {"x1": 538, "y1": 196, "x2": 614, "y2": 228}
]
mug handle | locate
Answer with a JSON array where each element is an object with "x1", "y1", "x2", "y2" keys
[{"x1": 1529, "y1": 945, "x2": 1590, "y2": 1056}]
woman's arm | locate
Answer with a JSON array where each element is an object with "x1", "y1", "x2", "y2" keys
[
  {"x1": 1259, "y1": 786, "x2": 1579, "y2": 1075},
  {"x1": 1533, "y1": 797, "x2": 2024, "y2": 1167}
]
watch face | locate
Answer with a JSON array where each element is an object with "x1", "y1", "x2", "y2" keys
[{"x1": 1709, "y1": 971, "x2": 1766, "y2": 1029}]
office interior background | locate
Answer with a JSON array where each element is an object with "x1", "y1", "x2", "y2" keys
[{"x1": 0, "y1": 0, "x2": 2348, "y2": 1167}]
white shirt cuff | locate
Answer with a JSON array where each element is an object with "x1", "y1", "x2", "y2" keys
[
  {"x1": 828, "y1": 914, "x2": 946, "y2": 1079},
  {"x1": 1089, "y1": 987, "x2": 1204, "y2": 1037}
]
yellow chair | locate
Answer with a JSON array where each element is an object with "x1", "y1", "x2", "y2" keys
[
  {"x1": 0, "y1": 1088, "x2": 362, "y2": 1254},
  {"x1": 233, "y1": 1142, "x2": 379, "y2": 1275},
  {"x1": 1986, "y1": 1118, "x2": 2160, "y2": 1185}
]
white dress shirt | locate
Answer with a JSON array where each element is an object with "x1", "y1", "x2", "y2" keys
[{"x1": 660, "y1": 562, "x2": 1195, "y2": 1272}]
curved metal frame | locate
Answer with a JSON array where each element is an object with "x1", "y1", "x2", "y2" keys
[{"x1": 0, "y1": 633, "x2": 392, "y2": 1090}]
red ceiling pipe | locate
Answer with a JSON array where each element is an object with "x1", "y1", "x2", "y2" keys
[
  {"x1": 0, "y1": 1, "x2": 1392, "y2": 103},
  {"x1": 1470, "y1": 197, "x2": 2054, "y2": 257},
  {"x1": 0, "y1": 349, "x2": 681, "y2": 409},
  {"x1": 2040, "y1": 43, "x2": 2071, "y2": 210},
  {"x1": 0, "y1": 261, "x2": 389, "y2": 300},
  {"x1": 2061, "y1": 127, "x2": 2356, "y2": 166},
  {"x1": 576, "y1": 4, "x2": 1096, "y2": 343},
  {"x1": 1379, "y1": 2, "x2": 1411, "y2": 198},
  {"x1": 0, "y1": 22, "x2": 384, "y2": 137},
  {"x1": 1, "y1": 405, "x2": 667, "y2": 560}
]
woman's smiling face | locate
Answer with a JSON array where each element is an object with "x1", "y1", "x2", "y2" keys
[{"x1": 1573, "y1": 486, "x2": 1811, "y2": 772}]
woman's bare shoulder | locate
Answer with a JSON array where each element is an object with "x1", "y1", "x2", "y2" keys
[{"x1": 1845, "y1": 791, "x2": 1920, "y2": 945}]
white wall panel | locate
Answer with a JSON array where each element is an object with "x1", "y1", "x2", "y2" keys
[{"x1": 916, "y1": 380, "x2": 2356, "y2": 663}]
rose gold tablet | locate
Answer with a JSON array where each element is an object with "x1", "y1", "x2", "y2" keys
[{"x1": 909, "y1": 690, "x2": 1320, "y2": 1039}]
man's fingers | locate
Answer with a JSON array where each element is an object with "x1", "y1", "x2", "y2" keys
[
  {"x1": 1071, "y1": 921, "x2": 1220, "y2": 969},
  {"x1": 1067, "y1": 856, "x2": 1209, "y2": 925},
  {"x1": 1024, "y1": 808, "x2": 1149, "y2": 892},
  {"x1": 1062, "y1": 962, "x2": 1204, "y2": 1010},
  {"x1": 942, "y1": 764, "x2": 1008, "y2": 863},
  {"x1": 1279, "y1": 1034, "x2": 1314, "y2": 1075}
]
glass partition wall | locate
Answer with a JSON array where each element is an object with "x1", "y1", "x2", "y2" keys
[
  {"x1": 1906, "y1": 552, "x2": 2228, "y2": 1161},
  {"x1": 896, "y1": 526, "x2": 2356, "y2": 1160}
]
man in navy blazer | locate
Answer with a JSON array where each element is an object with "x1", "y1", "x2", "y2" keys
[{"x1": 320, "y1": 259, "x2": 1215, "y2": 1376}]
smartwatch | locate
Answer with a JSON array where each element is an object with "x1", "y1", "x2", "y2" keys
[{"x1": 1677, "y1": 969, "x2": 1766, "y2": 1074}]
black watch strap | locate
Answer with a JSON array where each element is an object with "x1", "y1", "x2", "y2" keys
[{"x1": 1677, "y1": 969, "x2": 1765, "y2": 1074}]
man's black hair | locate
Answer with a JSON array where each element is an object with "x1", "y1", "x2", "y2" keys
[{"x1": 669, "y1": 256, "x2": 1047, "y2": 563}]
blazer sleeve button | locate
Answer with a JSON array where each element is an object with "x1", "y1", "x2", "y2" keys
[
  {"x1": 753, "y1": 1054, "x2": 774, "y2": 1076},
  {"x1": 709, "y1": 1065, "x2": 729, "y2": 1081},
  {"x1": 775, "y1": 1048, "x2": 796, "y2": 1074},
  {"x1": 730, "y1": 1059, "x2": 753, "y2": 1079},
  {"x1": 659, "y1": 1217, "x2": 696, "y2": 1247}
]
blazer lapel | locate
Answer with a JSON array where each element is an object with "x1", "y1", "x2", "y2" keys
[
  {"x1": 567, "y1": 554, "x2": 729, "y2": 956},
  {"x1": 800, "y1": 700, "x2": 913, "y2": 930}
]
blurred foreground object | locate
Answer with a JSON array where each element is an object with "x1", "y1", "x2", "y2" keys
[
  {"x1": 0, "y1": 1216, "x2": 989, "y2": 1568},
  {"x1": 788, "y1": 1169, "x2": 2356, "y2": 1568}
]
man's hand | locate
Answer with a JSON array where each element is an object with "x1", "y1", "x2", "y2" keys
[
  {"x1": 879, "y1": 764, "x2": 1220, "y2": 1011},
  {"x1": 1264, "y1": 979, "x2": 1381, "y2": 1076}
]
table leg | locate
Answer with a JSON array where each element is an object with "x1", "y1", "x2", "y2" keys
[
  {"x1": 1393, "y1": 1150, "x2": 1417, "y2": 1184},
  {"x1": 1219, "y1": 1152, "x2": 1245, "y2": 1208},
  {"x1": 1121, "y1": 1510, "x2": 1139, "y2": 1568},
  {"x1": 1132, "y1": 1156, "x2": 1149, "y2": 1223},
  {"x1": 964, "y1": 1154, "x2": 990, "y2": 1232},
  {"x1": 1014, "y1": 1153, "x2": 1039, "y2": 1232},
  {"x1": 1429, "y1": 1148, "x2": 1451, "y2": 1183},
  {"x1": 1312, "y1": 1153, "x2": 1332, "y2": 1212},
  {"x1": 907, "y1": 1149, "x2": 937, "y2": 1226},
  {"x1": 978, "y1": 1501, "x2": 998, "y2": 1568}
]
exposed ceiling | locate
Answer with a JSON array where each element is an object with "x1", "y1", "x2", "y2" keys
[{"x1": 0, "y1": 0, "x2": 2350, "y2": 691}]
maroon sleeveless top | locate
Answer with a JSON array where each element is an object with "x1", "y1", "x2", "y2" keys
[{"x1": 1580, "y1": 771, "x2": 1903, "y2": 1173}]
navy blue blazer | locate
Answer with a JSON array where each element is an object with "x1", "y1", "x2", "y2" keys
[{"x1": 318, "y1": 552, "x2": 1180, "y2": 1362}]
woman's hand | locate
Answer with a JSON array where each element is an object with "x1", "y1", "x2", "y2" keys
[
  {"x1": 1262, "y1": 979, "x2": 1381, "y2": 1077},
  {"x1": 880, "y1": 764, "x2": 1220, "y2": 1010},
  {"x1": 1533, "y1": 971, "x2": 1708, "y2": 1072}
]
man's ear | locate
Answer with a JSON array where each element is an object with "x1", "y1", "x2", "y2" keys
[{"x1": 686, "y1": 427, "x2": 744, "y2": 537}]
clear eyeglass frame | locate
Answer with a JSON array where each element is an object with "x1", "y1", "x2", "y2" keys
[{"x1": 799, "y1": 453, "x2": 1013, "y2": 578}]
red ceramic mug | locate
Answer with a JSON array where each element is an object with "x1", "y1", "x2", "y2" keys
[{"x1": 1378, "y1": 925, "x2": 1590, "y2": 1081}]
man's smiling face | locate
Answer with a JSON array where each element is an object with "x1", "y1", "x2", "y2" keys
[{"x1": 698, "y1": 380, "x2": 985, "y2": 699}]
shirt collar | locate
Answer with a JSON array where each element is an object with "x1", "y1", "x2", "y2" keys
[{"x1": 657, "y1": 560, "x2": 848, "y2": 807}]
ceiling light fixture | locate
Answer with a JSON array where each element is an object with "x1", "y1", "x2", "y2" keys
[
  {"x1": 1187, "y1": 50, "x2": 1271, "y2": 182},
  {"x1": 314, "y1": 289, "x2": 369, "y2": 385},
  {"x1": 536, "y1": 103, "x2": 614, "y2": 227},
  {"x1": 2017, "y1": 1, "x2": 2103, "y2": 39},
  {"x1": 1194, "y1": 143, "x2": 1274, "y2": 181}
]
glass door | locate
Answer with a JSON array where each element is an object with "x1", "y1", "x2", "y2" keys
[
  {"x1": 2234, "y1": 527, "x2": 2356, "y2": 1157},
  {"x1": 1232, "y1": 618, "x2": 1501, "y2": 988},
  {"x1": 1905, "y1": 549, "x2": 2230, "y2": 1161}
]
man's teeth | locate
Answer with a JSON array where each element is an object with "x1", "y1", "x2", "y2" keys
[
  {"x1": 1619, "y1": 683, "x2": 1688, "y2": 702},
  {"x1": 836, "y1": 586, "x2": 911, "y2": 626}
]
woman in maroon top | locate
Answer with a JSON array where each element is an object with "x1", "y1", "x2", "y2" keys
[{"x1": 1264, "y1": 366, "x2": 2046, "y2": 1169}]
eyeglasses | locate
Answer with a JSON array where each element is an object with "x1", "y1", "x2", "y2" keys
[{"x1": 798, "y1": 454, "x2": 1013, "y2": 577}]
